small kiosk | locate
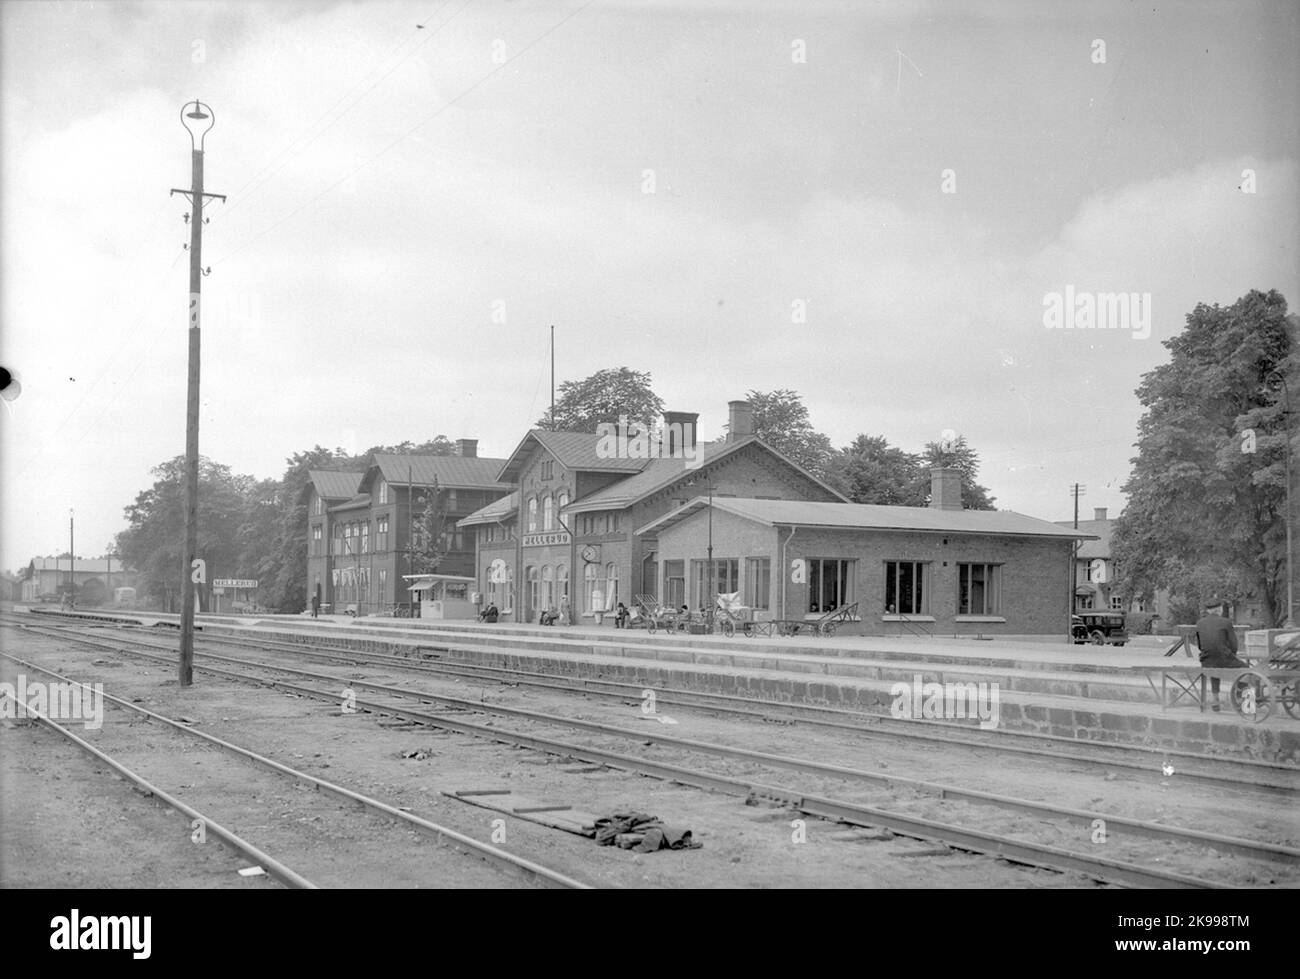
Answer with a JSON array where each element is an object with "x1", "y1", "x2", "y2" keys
[{"x1": 403, "y1": 573, "x2": 478, "y2": 620}]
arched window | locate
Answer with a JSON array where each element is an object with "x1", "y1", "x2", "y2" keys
[
  {"x1": 557, "y1": 491, "x2": 569, "y2": 527},
  {"x1": 542, "y1": 565, "x2": 554, "y2": 610},
  {"x1": 605, "y1": 562, "x2": 618, "y2": 611},
  {"x1": 527, "y1": 496, "x2": 538, "y2": 533},
  {"x1": 556, "y1": 563, "x2": 569, "y2": 608},
  {"x1": 542, "y1": 495, "x2": 554, "y2": 532}
]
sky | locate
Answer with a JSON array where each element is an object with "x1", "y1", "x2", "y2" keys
[{"x1": 2, "y1": 0, "x2": 1297, "y2": 571}]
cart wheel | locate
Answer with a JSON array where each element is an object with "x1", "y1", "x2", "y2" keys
[
  {"x1": 721, "y1": 620, "x2": 735, "y2": 638},
  {"x1": 1089, "y1": 630, "x2": 1106, "y2": 645},
  {"x1": 1230, "y1": 671, "x2": 1272, "y2": 722},
  {"x1": 821, "y1": 623, "x2": 837, "y2": 637},
  {"x1": 1280, "y1": 680, "x2": 1299, "y2": 719}
]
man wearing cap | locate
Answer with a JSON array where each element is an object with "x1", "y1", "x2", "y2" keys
[{"x1": 1194, "y1": 601, "x2": 1248, "y2": 711}]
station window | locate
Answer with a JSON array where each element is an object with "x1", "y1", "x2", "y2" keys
[
  {"x1": 542, "y1": 495, "x2": 554, "y2": 532},
  {"x1": 884, "y1": 561, "x2": 925, "y2": 615},
  {"x1": 376, "y1": 516, "x2": 389, "y2": 552},
  {"x1": 378, "y1": 480, "x2": 388, "y2": 504},
  {"x1": 527, "y1": 497, "x2": 538, "y2": 534},
  {"x1": 691, "y1": 558, "x2": 738, "y2": 609},
  {"x1": 541, "y1": 460, "x2": 554, "y2": 480},
  {"x1": 808, "y1": 558, "x2": 854, "y2": 613},
  {"x1": 957, "y1": 563, "x2": 1001, "y2": 615},
  {"x1": 745, "y1": 558, "x2": 771, "y2": 611},
  {"x1": 663, "y1": 560, "x2": 685, "y2": 609}
]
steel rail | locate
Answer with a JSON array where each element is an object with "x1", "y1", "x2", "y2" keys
[
  {"x1": 0, "y1": 652, "x2": 590, "y2": 891},
  {"x1": 94, "y1": 631, "x2": 1300, "y2": 868},
  {"x1": 28, "y1": 629, "x2": 1250, "y2": 888},
  {"x1": 191, "y1": 627, "x2": 1300, "y2": 793},
  {"x1": 0, "y1": 690, "x2": 318, "y2": 889}
]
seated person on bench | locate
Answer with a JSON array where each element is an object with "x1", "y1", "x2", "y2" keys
[
  {"x1": 479, "y1": 602, "x2": 499, "y2": 623},
  {"x1": 539, "y1": 605, "x2": 560, "y2": 626},
  {"x1": 1195, "y1": 600, "x2": 1248, "y2": 711}
]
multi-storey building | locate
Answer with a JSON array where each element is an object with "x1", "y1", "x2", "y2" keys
[
  {"x1": 460, "y1": 401, "x2": 848, "y2": 623},
  {"x1": 303, "y1": 440, "x2": 510, "y2": 614}
]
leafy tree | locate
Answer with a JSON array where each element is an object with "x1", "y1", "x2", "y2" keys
[
  {"x1": 833, "y1": 435, "x2": 923, "y2": 504},
  {"x1": 1112, "y1": 289, "x2": 1295, "y2": 626},
  {"x1": 407, "y1": 481, "x2": 449, "y2": 575},
  {"x1": 115, "y1": 456, "x2": 252, "y2": 612},
  {"x1": 740, "y1": 389, "x2": 835, "y2": 480},
  {"x1": 539, "y1": 367, "x2": 665, "y2": 433},
  {"x1": 918, "y1": 435, "x2": 997, "y2": 510}
]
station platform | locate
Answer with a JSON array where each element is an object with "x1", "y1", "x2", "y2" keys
[{"x1": 19, "y1": 606, "x2": 1300, "y2": 765}]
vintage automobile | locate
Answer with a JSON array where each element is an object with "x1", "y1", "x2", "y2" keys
[{"x1": 1071, "y1": 610, "x2": 1129, "y2": 646}]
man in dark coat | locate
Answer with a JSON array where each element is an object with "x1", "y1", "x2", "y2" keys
[{"x1": 1195, "y1": 601, "x2": 1247, "y2": 710}]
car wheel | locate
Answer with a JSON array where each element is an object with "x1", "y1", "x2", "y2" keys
[{"x1": 1090, "y1": 630, "x2": 1106, "y2": 645}]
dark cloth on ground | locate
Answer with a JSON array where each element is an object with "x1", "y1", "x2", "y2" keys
[{"x1": 591, "y1": 811, "x2": 701, "y2": 851}]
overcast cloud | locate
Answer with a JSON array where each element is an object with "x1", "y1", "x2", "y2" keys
[{"x1": 2, "y1": 0, "x2": 1296, "y2": 567}]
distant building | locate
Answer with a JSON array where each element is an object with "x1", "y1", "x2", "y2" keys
[
  {"x1": 301, "y1": 440, "x2": 511, "y2": 614},
  {"x1": 21, "y1": 557, "x2": 137, "y2": 605}
]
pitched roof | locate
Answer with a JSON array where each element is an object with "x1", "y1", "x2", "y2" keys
[
  {"x1": 1053, "y1": 518, "x2": 1113, "y2": 558},
  {"x1": 638, "y1": 497, "x2": 1099, "y2": 540},
  {"x1": 564, "y1": 436, "x2": 848, "y2": 512},
  {"x1": 305, "y1": 470, "x2": 365, "y2": 502},
  {"x1": 458, "y1": 490, "x2": 519, "y2": 527},
  {"x1": 498, "y1": 430, "x2": 645, "y2": 482},
  {"x1": 27, "y1": 557, "x2": 132, "y2": 574},
  {"x1": 365, "y1": 453, "x2": 511, "y2": 492}
]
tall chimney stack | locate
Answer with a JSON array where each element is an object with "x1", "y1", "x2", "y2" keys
[
  {"x1": 727, "y1": 400, "x2": 754, "y2": 441},
  {"x1": 929, "y1": 467, "x2": 963, "y2": 511},
  {"x1": 456, "y1": 438, "x2": 478, "y2": 458},
  {"x1": 662, "y1": 411, "x2": 699, "y2": 457}
]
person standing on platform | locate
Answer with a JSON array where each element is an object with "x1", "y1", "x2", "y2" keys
[
  {"x1": 1194, "y1": 601, "x2": 1247, "y2": 711},
  {"x1": 311, "y1": 594, "x2": 320, "y2": 618}
]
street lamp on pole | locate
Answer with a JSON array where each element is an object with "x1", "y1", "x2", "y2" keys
[
  {"x1": 68, "y1": 508, "x2": 75, "y2": 607},
  {"x1": 171, "y1": 99, "x2": 224, "y2": 687}
]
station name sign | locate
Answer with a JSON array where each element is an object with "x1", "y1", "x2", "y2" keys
[
  {"x1": 522, "y1": 532, "x2": 570, "y2": 548},
  {"x1": 212, "y1": 578, "x2": 258, "y2": 589}
]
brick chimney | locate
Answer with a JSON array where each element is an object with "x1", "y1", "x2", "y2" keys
[
  {"x1": 456, "y1": 438, "x2": 478, "y2": 458},
  {"x1": 929, "y1": 467, "x2": 963, "y2": 511},
  {"x1": 662, "y1": 411, "x2": 699, "y2": 456},
  {"x1": 1094, "y1": 507, "x2": 1107, "y2": 521},
  {"x1": 727, "y1": 400, "x2": 754, "y2": 441}
]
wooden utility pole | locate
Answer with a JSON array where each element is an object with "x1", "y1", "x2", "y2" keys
[{"x1": 170, "y1": 100, "x2": 225, "y2": 686}]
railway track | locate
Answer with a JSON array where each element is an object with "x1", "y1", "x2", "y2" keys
[
  {"x1": 12, "y1": 614, "x2": 1297, "y2": 888},
  {"x1": 194, "y1": 625, "x2": 1300, "y2": 794},
  {"x1": 0, "y1": 647, "x2": 590, "y2": 889}
]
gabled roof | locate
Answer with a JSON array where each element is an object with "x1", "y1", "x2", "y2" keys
[
  {"x1": 564, "y1": 436, "x2": 849, "y2": 513},
  {"x1": 301, "y1": 470, "x2": 365, "y2": 505},
  {"x1": 497, "y1": 430, "x2": 645, "y2": 483},
  {"x1": 458, "y1": 491, "x2": 519, "y2": 527},
  {"x1": 1053, "y1": 518, "x2": 1113, "y2": 559},
  {"x1": 27, "y1": 557, "x2": 131, "y2": 574},
  {"x1": 363, "y1": 453, "x2": 512, "y2": 493},
  {"x1": 637, "y1": 497, "x2": 1099, "y2": 540}
]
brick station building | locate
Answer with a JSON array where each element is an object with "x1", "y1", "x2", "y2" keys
[
  {"x1": 460, "y1": 401, "x2": 846, "y2": 623},
  {"x1": 641, "y1": 468, "x2": 1094, "y2": 636},
  {"x1": 302, "y1": 440, "x2": 510, "y2": 614},
  {"x1": 462, "y1": 404, "x2": 1094, "y2": 635}
]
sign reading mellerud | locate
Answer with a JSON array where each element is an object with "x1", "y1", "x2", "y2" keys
[{"x1": 212, "y1": 579, "x2": 258, "y2": 589}]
